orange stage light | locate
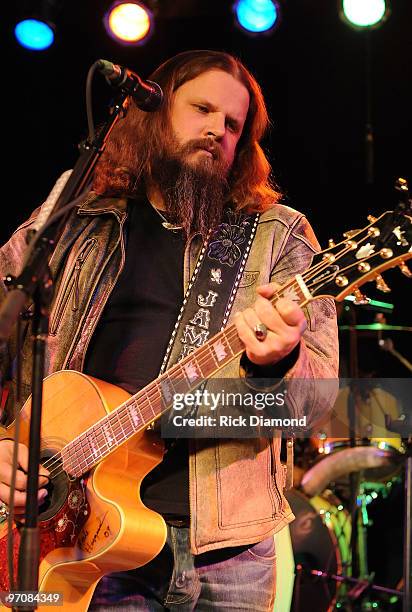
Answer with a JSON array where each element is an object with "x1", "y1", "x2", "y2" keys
[{"x1": 105, "y1": 2, "x2": 152, "y2": 45}]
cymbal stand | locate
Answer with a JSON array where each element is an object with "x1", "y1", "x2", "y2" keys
[
  {"x1": 379, "y1": 337, "x2": 412, "y2": 374},
  {"x1": 386, "y1": 414, "x2": 412, "y2": 612},
  {"x1": 304, "y1": 567, "x2": 403, "y2": 606},
  {"x1": 347, "y1": 305, "x2": 362, "y2": 581},
  {"x1": 403, "y1": 438, "x2": 412, "y2": 612},
  {"x1": 356, "y1": 490, "x2": 369, "y2": 579}
]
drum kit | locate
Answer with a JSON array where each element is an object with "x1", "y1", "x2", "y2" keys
[{"x1": 278, "y1": 321, "x2": 412, "y2": 612}]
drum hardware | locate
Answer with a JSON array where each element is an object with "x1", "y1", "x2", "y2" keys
[
  {"x1": 299, "y1": 299, "x2": 408, "y2": 606},
  {"x1": 292, "y1": 306, "x2": 410, "y2": 607},
  {"x1": 300, "y1": 435, "x2": 404, "y2": 610},
  {"x1": 285, "y1": 484, "x2": 403, "y2": 611},
  {"x1": 339, "y1": 324, "x2": 412, "y2": 332},
  {"x1": 342, "y1": 300, "x2": 364, "y2": 582},
  {"x1": 294, "y1": 566, "x2": 403, "y2": 608},
  {"x1": 378, "y1": 337, "x2": 412, "y2": 374},
  {"x1": 339, "y1": 303, "x2": 409, "y2": 584},
  {"x1": 348, "y1": 381, "x2": 368, "y2": 582},
  {"x1": 356, "y1": 490, "x2": 369, "y2": 580},
  {"x1": 285, "y1": 488, "x2": 352, "y2": 612},
  {"x1": 385, "y1": 415, "x2": 412, "y2": 612},
  {"x1": 301, "y1": 443, "x2": 403, "y2": 498}
]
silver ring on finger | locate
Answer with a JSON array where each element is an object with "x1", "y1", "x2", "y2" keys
[
  {"x1": 254, "y1": 322, "x2": 268, "y2": 342},
  {"x1": 0, "y1": 501, "x2": 9, "y2": 520}
]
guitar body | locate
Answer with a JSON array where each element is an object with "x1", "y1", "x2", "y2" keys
[
  {"x1": 0, "y1": 201, "x2": 411, "y2": 609},
  {"x1": 0, "y1": 370, "x2": 167, "y2": 611}
]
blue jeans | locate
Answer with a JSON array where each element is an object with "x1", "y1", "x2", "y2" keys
[{"x1": 89, "y1": 526, "x2": 276, "y2": 611}]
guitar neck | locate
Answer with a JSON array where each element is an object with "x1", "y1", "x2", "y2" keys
[
  {"x1": 61, "y1": 274, "x2": 312, "y2": 477},
  {"x1": 59, "y1": 199, "x2": 412, "y2": 477}
]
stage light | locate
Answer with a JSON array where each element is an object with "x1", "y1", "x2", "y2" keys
[
  {"x1": 14, "y1": 18, "x2": 55, "y2": 50},
  {"x1": 104, "y1": 2, "x2": 153, "y2": 45},
  {"x1": 340, "y1": 0, "x2": 389, "y2": 29},
  {"x1": 234, "y1": 0, "x2": 280, "y2": 34}
]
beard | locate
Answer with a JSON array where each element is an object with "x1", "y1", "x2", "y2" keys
[{"x1": 149, "y1": 136, "x2": 231, "y2": 239}]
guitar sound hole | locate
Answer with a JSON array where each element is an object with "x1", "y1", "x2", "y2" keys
[{"x1": 38, "y1": 451, "x2": 70, "y2": 522}]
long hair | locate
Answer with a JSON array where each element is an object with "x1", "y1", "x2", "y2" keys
[{"x1": 93, "y1": 50, "x2": 281, "y2": 211}]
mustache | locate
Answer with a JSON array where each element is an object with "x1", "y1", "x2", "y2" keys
[{"x1": 179, "y1": 137, "x2": 224, "y2": 163}]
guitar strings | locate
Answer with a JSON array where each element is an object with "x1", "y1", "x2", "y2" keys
[
  {"x1": 39, "y1": 262, "x2": 342, "y2": 479},
  {"x1": 326, "y1": 248, "x2": 390, "y2": 277},
  {"x1": 41, "y1": 319, "x2": 257, "y2": 480},
  {"x1": 40, "y1": 297, "x2": 299, "y2": 479},
  {"x1": 38, "y1": 234, "x2": 379, "y2": 480},
  {"x1": 300, "y1": 233, "x2": 374, "y2": 285},
  {"x1": 41, "y1": 328, "x2": 245, "y2": 479}
]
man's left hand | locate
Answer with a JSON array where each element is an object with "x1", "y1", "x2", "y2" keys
[{"x1": 234, "y1": 283, "x2": 307, "y2": 367}]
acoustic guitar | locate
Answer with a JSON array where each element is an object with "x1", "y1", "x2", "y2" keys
[{"x1": 0, "y1": 196, "x2": 411, "y2": 609}]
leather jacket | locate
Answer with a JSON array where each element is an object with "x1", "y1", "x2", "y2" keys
[{"x1": 0, "y1": 189, "x2": 338, "y2": 554}]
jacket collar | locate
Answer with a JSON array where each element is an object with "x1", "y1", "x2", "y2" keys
[
  {"x1": 77, "y1": 193, "x2": 299, "y2": 229},
  {"x1": 77, "y1": 192, "x2": 128, "y2": 218}
]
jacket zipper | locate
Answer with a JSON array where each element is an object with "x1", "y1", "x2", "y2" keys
[
  {"x1": 49, "y1": 238, "x2": 97, "y2": 336},
  {"x1": 77, "y1": 213, "x2": 127, "y2": 372},
  {"x1": 269, "y1": 439, "x2": 283, "y2": 515}
]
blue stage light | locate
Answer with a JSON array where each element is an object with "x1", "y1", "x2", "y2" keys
[
  {"x1": 15, "y1": 19, "x2": 55, "y2": 51},
  {"x1": 234, "y1": 0, "x2": 279, "y2": 34}
]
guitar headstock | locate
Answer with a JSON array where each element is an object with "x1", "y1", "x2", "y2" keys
[{"x1": 306, "y1": 180, "x2": 412, "y2": 303}]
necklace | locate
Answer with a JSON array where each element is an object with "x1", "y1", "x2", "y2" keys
[{"x1": 148, "y1": 199, "x2": 182, "y2": 231}]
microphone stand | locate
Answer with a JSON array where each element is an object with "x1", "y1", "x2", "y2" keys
[
  {"x1": 15, "y1": 283, "x2": 52, "y2": 611},
  {"x1": 0, "y1": 76, "x2": 138, "y2": 611}
]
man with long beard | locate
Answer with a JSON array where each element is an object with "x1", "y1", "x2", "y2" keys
[{"x1": 0, "y1": 50, "x2": 338, "y2": 610}]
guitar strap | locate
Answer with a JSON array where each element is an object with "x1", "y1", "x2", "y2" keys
[
  {"x1": 159, "y1": 208, "x2": 260, "y2": 374},
  {"x1": 157, "y1": 207, "x2": 294, "y2": 490}
]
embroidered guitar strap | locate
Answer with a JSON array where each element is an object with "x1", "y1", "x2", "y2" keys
[
  {"x1": 156, "y1": 209, "x2": 295, "y2": 490},
  {"x1": 159, "y1": 210, "x2": 260, "y2": 375}
]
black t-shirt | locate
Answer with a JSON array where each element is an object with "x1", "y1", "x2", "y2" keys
[{"x1": 84, "y1": 197, "x2": 189, "y2": 516}]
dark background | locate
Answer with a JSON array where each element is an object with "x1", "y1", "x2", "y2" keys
[
  {"x1": 5, "y1": 1, "x2": 411, "y2": 360},
  {"x1": 4, "y1": 0, "x2": 412, "y2": 598}
]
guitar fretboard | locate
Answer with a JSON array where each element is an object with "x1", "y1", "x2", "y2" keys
[{"x1": 60, "y1": 276, "x2": 309, "y2": 477}]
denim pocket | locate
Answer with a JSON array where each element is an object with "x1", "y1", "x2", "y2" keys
[{"x1": 246, "y1": 536, "x2": 276, "y2": 564}]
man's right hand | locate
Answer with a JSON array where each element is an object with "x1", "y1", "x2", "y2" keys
[{"x1": 0, "y1": 440, "x2": 50, "y2": 518}]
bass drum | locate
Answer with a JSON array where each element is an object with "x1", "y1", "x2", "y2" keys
[
  {"x1": 309, "y1": 385, "x2": 404, "y2": 491},
  {"x1": 285, "y1": 489, "x2": 351, "y2": 612}
]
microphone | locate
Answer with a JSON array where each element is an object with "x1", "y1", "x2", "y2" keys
[{"x1": 96, "y1": 59, "x2": 163, "y2": 112}]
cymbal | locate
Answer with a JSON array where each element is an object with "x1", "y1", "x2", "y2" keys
[{"x1": 339, "y1": 324, "x2": 412, "y2": 332}]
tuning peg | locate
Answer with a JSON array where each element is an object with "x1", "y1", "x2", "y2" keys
[
  {"x1": 399, "y1": 261, "x2": 412, "y2": 278},
  {"x1": 353, "y1": 289, "x2": 370, "y2": 305},
  {"x1": 395, "y1": 177, "x2": 409, "y2": 192},
  {"x1": 375, "y1": 274, "x2": 391, "y2": 292},
  {"x1": 336, "y1": 275, "x2": 349, "y2": 287},
  {"x1": 380, "y1": 248, "x2": 393, "y2": 259},
  {"x1": 343, "y1": 229, "x2": 358, "y2": 239}
]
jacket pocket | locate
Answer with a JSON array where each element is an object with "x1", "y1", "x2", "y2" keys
[
  {"x1": 216, "y1": 439, "x2": 276, "y2": 527},
  {"x1": 49, "y1": 238, "x2": 97, "y2": 336},
  {"x1": 238, "y1": 270, "x2": 260, "y2": 288}
]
